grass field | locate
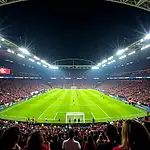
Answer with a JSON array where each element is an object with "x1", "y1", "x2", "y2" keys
[{"x1": 0, "y1": 89, "x2": 147, "y2": 123}]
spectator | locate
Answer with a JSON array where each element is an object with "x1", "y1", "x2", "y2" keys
[
  {"x1": 113, "y1": 120, "x2": 150, "y2": 150},
  {"x1": 24, "y1": 131, "x2": 50, "y2": 150},
  {"x1": 62, "y1": 129, "x2": 81, "y2": 150},
  {"x1": 143, "y1": 122, "x2": 150, "y2": 135},
  {"x1": 96, "y1": 125, "x2": 118, "y2": 150},
  {"x1": 0, "y1": 126, "x2": 20, "y2": 150},
  {"x1": 84, "y1": 135, "x2": 96, "y2": 150}
]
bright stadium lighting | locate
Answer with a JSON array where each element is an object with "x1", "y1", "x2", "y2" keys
[
  {"x1": 125, "y1": 47, "x2": 128, "y2": 51},
  {"x1": 108, "y1": 60, "x2": 115, "y2": 64},
  {"x1": 102, "y1": 64, "x2": 106, "y2": 67},
  {"x1": 43, "y1": 65, "x2": 47, "y2": 68},
  {"x1": 116, "y1": 49, "x2": 124, "y2": 55},
  {"x1": 1, "y1": 38, "x2": 5, "y2": 42},
  {"x1": 97, "y1": 63, "x2": 102, "y2": 66},
  {"x1": 128, "y1": 51, "x2": 136, "y2": 56},
  {"x1": 119, "y1": 55, "x2": 126, "y2": 59},
  {"x1": 17, "y1": 53, "x2": 25, "y2": 58},
  {"x1": 92, "y1": 66, "x2": 99, "y2": 70},
  {"x1": 33, "y1": 56, "x2": 40, "y2": 60},
  {"x1": 49, "y1": 65, "x2": 59, "y2": 69},
  {"x1": 29, "y1": 58, "x2": 35, "y2": 62},
  {"x1": 144, "y1": 34, "x2": 150, "y2": 40},
  {"x1": 19, "y1": 47, "x2": 30, "y2": 55},
  {"x1": 102, "y1": 59, "x2": 107, "y2": 64},
  {"x1": 41, "y1": 60, "x2": 47, "y2": 64},
  {"x1": 7, "y1": 49, "x2": 15, "y2": 54},
  {"x1": 108, "y1": 56, "x2": 113, "y2": 60},
  {"x1": 37, "y1": 62, "x2": 41, "y2": 65},
  {"x1": 0, "y1": 45, "x2": 1, "y2": 48},
  {"x1": 140, "y1": 39, "x2": 144, "y2": 42},
  {"x1": 141, "y1": 44, "x2": 150, "y2": 50}
]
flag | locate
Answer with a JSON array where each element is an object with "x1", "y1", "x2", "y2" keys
[{"x1": 0, "y1": 68, "x2": 10, "y2": 74}]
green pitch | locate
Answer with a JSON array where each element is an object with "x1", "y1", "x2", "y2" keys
[{"x1": 0, "y1": 89, "x2": 146, "y2": 123}]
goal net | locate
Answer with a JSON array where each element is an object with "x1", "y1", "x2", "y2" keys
[{"x1": 66, "y1": 112, "x2": 85, "y2": 123}]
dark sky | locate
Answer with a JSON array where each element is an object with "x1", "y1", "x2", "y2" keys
[{"x1": 0, "y1": 0, "x2": 150, "y2": 64}]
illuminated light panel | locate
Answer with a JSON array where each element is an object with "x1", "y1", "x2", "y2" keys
[
  {"x1": 1, "y1": 38, "x2": 5, "y2": 41},
  {"x1": 49, "y1": 66, "x2": 59, "y2": 69},
  {"x1": 37, "y1": 62, "x2": 41, "y2": 65},
  {"x1": 144, "y1": 34, "x2": 150, "y2": 40},
  {"x1": 34, "y1": 56, "x2": 40, "y2": 60},
  {"x1": 19, "y1": 47, "x2": 30, "y2": 55},
  {"x1": 119, "y1": 55, "x2": 126, "y2": 59},
  {"x1": 102, "y1": 59, "x2": 107, "y2": 64},
  {"x1": 128, "y1": 51, "x2": 136, "y2": 56},
  {"x1": 108, "y1": 60, "x2": 116, "y2": 64},
  {"x1": 41, "y1": 60, "x2": 47, "y2": 64},
  {"x1": 108, "y1": 56, "x2": 113, "y2": 60},
  {"x1": 17, "y1": 53, "x2": 25, "y2": 58},
  {"x1": 91, "y1": 66, "x2": 99, "y2": 70},
  {"x1": 97, "y1": 63, "x2": 102, "y2": 66},
  {"x1": 116, "y1": 49, "x2": 124, "y2": 55},
  {"x1": 43, "y1": 65, "x2": 47, "y2": 68},
  {"x1": 102, "y1": 64, "x2": 106, "y2": 67},
  {"x1": 29, "y1": 58, "x2": 35, "y2": 62}
]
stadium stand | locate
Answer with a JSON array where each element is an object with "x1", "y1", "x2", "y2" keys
[
  {"x1": 0, "y1": 117, "x2": 149, "y2": 150},
  {"x1": 0, "y1": 79, "x2": 51, "y2": 106},
  {"x1": 96, "y1": 79, "x2": 150, "y2": 107}
]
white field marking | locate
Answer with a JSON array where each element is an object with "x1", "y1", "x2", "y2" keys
[
  {"x1": 91, "y1": 112, "x2": 96, "y2": 119},
  {"x1": 37, "y1": 103, "x2": 53, "y2": 120},
  {"x1": 95, "y1": 104, "x2": 111, "y2": 118},
  {"x1": 54, "y1": 112, "x2": 58, "y2": 120},
  {"x1": 51, "y1": 104, "x2": 96, "y2": 106},
  {"x1": 38, "y1": 90, "x2": 69, "y2": 120},
  {"x1": 0, "y1": 92, "x2": 52, "y2": 114}
]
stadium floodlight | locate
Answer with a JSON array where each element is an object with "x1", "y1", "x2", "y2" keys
[
  {"x1": 17, "y1": 53, "x2": 25, "y2": 58},
  {"x1": 108, "y1": 60, "x2": 115, "y2": 64},
  {"x1": 37, "y1": 62, "x2": 41, "y2": 65},
  {"x1": 29, "y1": 58, "x2": 35, "y2": 62},
  {"x1": 1, "y1": 38, "x2": 5, "y2": 42},
  {"x1": 91, "y1": 66, "x2": 99, "y2": 70},
  {"x1": 33, "y1": 56, "x2": 40, "y2": 60},
  {"x1": 41, "y1": 60, "x2": 47, "y2": 64},
  {"x1": 102, "y1": 59, "x2": 107, "y2": 64},
  {"x1": 43, "y1": 65, "x2": 47, "y2": 68},
  {"x1": 102, "y1": 64, "x2": 106, "y2": 67},
  {"x1": 116, "y1": 49, "x2": 124, "y2": 55},
  {"x1": 49, "y1": 65, "x2": 59, "y2": 69},
  {"x1": 108, "y1": 56, "x2": 113, "y2": 60},
  {"x1": 141, "y1": 44, "x2": 150, "y2": 50},
  {"x1": 144, "y1": 34, "x2": 150, "y2": 40},
  {"x1": 128, "y1": 51, "x2": 136, "y2": 56},
  {"x1": 119, "y1": 55, "x2": 126, "y2": 59},
  {"x1": 140, "y1": 39, "x2": 144, "y2": 42},
  {"x1": 7, "y1": 49, "x2": 15, "y2": 54},
  {"x1": 97, "y1": 63, "x2": 102, "y2": 66},
  {"x1": 19, "y1": 47, "x2": 30, "y2": 55},
  {"x1": 125, "y1": 47, "x2": 128, "y2": 51},
  {"x1": 0, "y1": 45, "x2": 1, "y2": 48}
]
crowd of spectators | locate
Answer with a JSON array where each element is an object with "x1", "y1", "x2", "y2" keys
[
  {"x1": 0, "y1": 79, "x2": 51, "y2": 106},
  {"x1": 97, "y1": 80, "x2": 150, "y2": 107},
  {"x1": 0, "y1": 116, "x2": 149, "y2": 150}
]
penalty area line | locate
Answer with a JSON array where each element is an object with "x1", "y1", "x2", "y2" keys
[
  {"x1": 91, "y1": 112, "x2": 96, "y2": 119},
  {"x1": 95, "y1": 104, "x2": 111, "y2": 118},
  {"x1": 38, "y1": 103, "x2": 53, "y2": 120},
  {"x1": 54, "y1": 112, "x2": 58, "y2": 120}
]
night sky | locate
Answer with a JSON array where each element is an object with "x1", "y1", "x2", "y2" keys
[{"x1": 0, "y1": 0, "x2": 150, "y2": 64}]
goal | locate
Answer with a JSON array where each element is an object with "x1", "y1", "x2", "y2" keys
[{"x1": 66, "y1": 112, "x2": 85, "y2": 123}]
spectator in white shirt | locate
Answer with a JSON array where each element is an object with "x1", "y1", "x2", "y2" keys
[{"x1": 62, "y1": 129, "x2": 81, "y2": 150}]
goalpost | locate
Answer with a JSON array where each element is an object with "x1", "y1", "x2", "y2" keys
[{"x1": 66, "y1": 112, "x2": 85, "y2": 123}]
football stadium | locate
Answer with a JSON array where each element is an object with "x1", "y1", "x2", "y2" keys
[{"x1": 0, "y1": 1, "x2": 150, "y2": 150}]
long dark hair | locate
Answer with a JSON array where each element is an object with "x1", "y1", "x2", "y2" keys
[
  {"x1": 86, "y1": 135, "x2": 95, "y2": 150},
  {"x1": 27, "y1": 131, "x2": 44, "y2": 150},
  {"x1": 0, "y1": 126, "x2": 20, "y2": 150},
  {"x1": 121, "y1": 120, "x2": 150, "y2": 150}
]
